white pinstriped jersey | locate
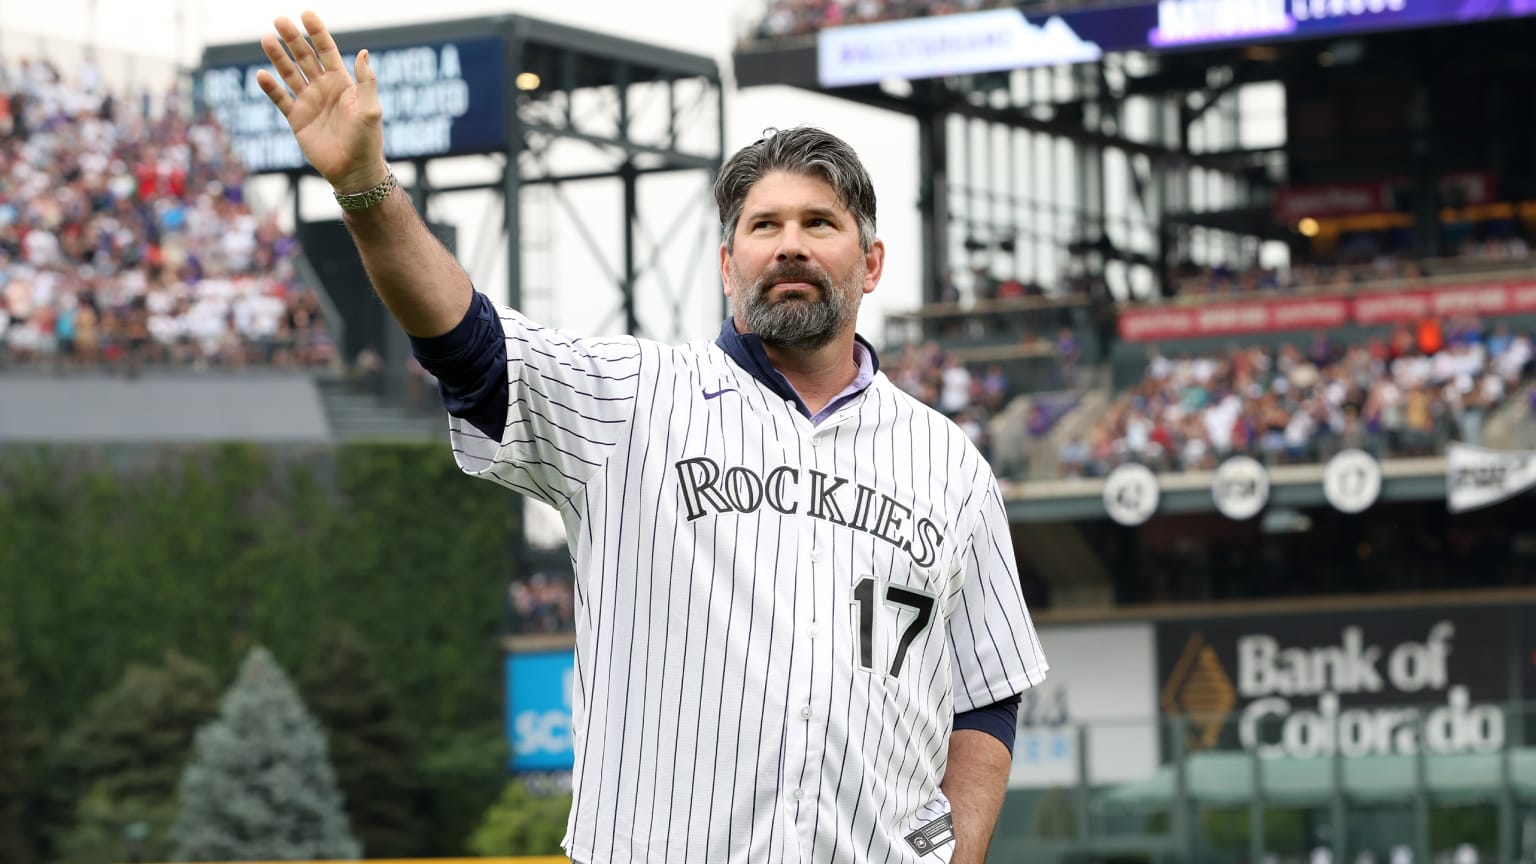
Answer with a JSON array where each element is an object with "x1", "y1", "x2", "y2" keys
[{"x1": 450, "y1": 301, "x2": 1048, "y2": 864}]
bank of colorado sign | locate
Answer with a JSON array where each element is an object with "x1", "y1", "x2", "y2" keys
[{"x1": 1157, "y1": 606, "x2": 1515, "y2": 760}]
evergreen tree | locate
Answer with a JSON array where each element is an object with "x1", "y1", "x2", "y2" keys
[
  {"x1": 65, "y1": 652, "x2": 219, "y2": 801},
  {"x1": 298, "y1": 625, "x2": 427, "y2": 858},
  {"x1": 0, "y1": 626, "x2": 42, "y2": 864},
  {"x1": 48, "y1": 652, "x2": 218, "y2": 863},
  {"x1": 171, "y1": 646, "x2": 360, "y2": 862}
]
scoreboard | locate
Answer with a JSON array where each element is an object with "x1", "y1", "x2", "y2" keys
[{"x1": 198, "y1": 36, "x2": 508, "y2": 173}]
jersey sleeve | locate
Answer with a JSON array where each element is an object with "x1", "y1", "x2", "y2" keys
[
  {"x1": 449, "y1": 304, "x2": 643, "y2": 510},
  {"x1": 946, "y1": 476, "x2": 1049, "y2": 713}
]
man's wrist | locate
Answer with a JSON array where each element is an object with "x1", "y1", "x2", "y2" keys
[{"x1": 334, "y1": 165, "x2": 396, "y2": 212}]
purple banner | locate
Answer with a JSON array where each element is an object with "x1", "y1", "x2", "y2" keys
[{"x1": 1032, "y1": 0, "x2": 1536, "y2": 54}]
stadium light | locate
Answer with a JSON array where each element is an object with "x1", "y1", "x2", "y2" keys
[
  {"x1": 1298, "y1": 217, "x2": 1321, "y2": 238},
  {"x1": 516, "y1": 71, "x2": 542, "y2": 91}
]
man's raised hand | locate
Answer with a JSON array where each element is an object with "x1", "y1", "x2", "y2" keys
[{"x1": 256, "y1": 10, "x2": 388, "y2": 194}]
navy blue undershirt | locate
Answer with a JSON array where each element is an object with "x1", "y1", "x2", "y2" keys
[{"x1": 409, "y1": 292, "x2": 1021, "y2": 753}]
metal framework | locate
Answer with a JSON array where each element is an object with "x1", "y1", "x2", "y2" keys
[
  {"x1": 736, "y1": 53, "x2": 1268, "y2": 306},
  {"x1": 201, "y1": 14, "x2": 725, "y2": 622},
  {"x1": 203, "y1": 14, "x2": 725, "y2": 345},
  {"x1": 737, "y1": 19, "x2": 1536, "y2": 310}
]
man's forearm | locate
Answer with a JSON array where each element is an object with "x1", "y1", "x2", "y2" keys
[
  {"x1": 942, "y1": 728, "x2": 1012, "y2": 864},
  {"x1": 342, "y1": 182, "x2": 474, "y2": 338}
]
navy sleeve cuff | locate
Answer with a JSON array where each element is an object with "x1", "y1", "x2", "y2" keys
[
  {"x1": 954, "y1": 693, "x2": 1022, "y2": 754},
  {"x1": 409, "y1": 292, "x2": 509, "y2": 440}
]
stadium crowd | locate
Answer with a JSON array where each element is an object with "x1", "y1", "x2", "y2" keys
[
  {"x1": 886, "y1": 342, "x2": 1016, "y2": 460},
  {"x1": 749, "y1": 0, "x2": 1016, "y2": 40},
  {"x1": 0, "y1": 58, "x2": 336, "y2": 371},
  {"x1": 1060, "y1": 316, "x2": 1535, "y2": 476},
  {"x1": 1165, "y1": 228, "x2": 1532, "y2": 300}
]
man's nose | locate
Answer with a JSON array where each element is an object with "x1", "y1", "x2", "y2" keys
[{"x1": 776, "y1": 223, "x2": 809, "y2": 261}]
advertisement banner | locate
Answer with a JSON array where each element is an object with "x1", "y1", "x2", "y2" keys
[
  {"x1": 1156, "y1": 607, "x2": 1512, "y2": 759},
  {"x1": 818, "y1": 9, "x2": 1101, "y2": 87},
  {"x1": 1029, "y1": 0, "x2": 1536, "y2": 56},
  {"x1": 1118, "y1": 297, "x2": 1350, "y2": 341},
  {"x1": 814, "y1": 1, "x2": 1536, "y2": 88},
  {"x1": 1272, "y1": 173, "x2": 1495, "y2": 222},
  {"x1": 199, "y1": 36, "x2": 507, "y2": 173},
  {"x1": 1446, "y1": 443, "x2": 1536, "y2": 513},
  {"x1": 1010, "y1": 623, "x2": 1160, "y2": 788},
  {"x1": 1274, "y1": 181, "x2": 1392, "y2": 222},
  {"x1": 506, "y1": 649, "x2": 576, "y2": 772},
  {"x1": 1118, "y1": 279, "x2": 1536, "y2": 341}
]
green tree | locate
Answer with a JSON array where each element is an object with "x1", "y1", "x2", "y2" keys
[
  {"x1": 299, "y1": 624, "x2": 428, "y2": 858},
  {"x1": 53, "y1": 785, "x2": 177, "y2": 864},
  {"x1": 0, "y1": 626, "x2": 43, "y2": 864},
  {"x1": 172, "y1": 646, "x2": 360, "y2": 862},
  {"x1": 62, "y1": 652, "x2": 219, "y2": 802},
  {"x1": 46, "y1": 652, "x2": 218, "y2": 863},
  {"x1": 468, "y1": 779, "x2": 572, "y2": 857},
  {"x1": 418, "y1": 729, "x2": 511, "y2": 855}
]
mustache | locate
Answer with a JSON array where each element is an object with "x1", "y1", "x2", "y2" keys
[{"x1": 753, "y1": 263, "x2": 832, "y2": 296}]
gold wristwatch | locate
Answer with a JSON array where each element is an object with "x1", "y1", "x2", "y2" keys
[{"x1": 334, "y1": 167, "x2": 396, "y2": 211}]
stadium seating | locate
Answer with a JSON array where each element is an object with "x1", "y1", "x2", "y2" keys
[
  {"x1": 1062, "y1": 320, "x2": 1533, "y2": 476},
  {"x1": 0, "y1": 57, "x2": 336, "y2": 371}
]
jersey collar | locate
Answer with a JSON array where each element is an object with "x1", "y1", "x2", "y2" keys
[{"x1": 715, "y1": 318, "x2": 881, "y2": 421}]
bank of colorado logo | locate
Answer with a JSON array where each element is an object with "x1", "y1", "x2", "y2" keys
[{"x1": 1162, "y1": 621, "x2": 1504, "y2": 758}]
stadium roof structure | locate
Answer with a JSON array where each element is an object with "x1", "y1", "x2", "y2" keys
[
  {"x1": 732, "y1": 9, "x2": 1536, "y2": 302},
  {"x1": 202, "y1": 13, "x2": 718, "y2": 105},
  {"x1": 199, "y1": 15, "x2": 725, "y2": 589},
  {"x1": 200, "y1": 13, "x2": 725, "y2": 346}
]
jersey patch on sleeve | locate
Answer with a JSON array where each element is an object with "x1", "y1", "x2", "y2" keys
[{"x1": 904, "y1": 812, "x2": 955, "y2": 856}]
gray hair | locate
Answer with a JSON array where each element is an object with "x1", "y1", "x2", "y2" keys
[{"x1": 714, "y1": 126, "x2": 877, "y2": 253}]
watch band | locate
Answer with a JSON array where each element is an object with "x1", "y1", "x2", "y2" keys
[{"x1": 334, "y1": 168, "x2": 397, "y2": 211}]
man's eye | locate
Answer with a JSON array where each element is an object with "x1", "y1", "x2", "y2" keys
[{"x1": 753, "y1": 221, "x2": 774, "y2": 230}]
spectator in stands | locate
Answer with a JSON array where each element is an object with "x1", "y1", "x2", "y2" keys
[
  {"x1": 0, "y1": 56, "x2": 335, "y2": 372},
  {"x1": 507, "y1": 570, "x2": 576, "y2": 634},
  {"x1": 938, "y1": 354, "x2": 972, "y2": 416},
  {"x1": 1068, "y1": 318, "x2": 1532, "y2": 477}
]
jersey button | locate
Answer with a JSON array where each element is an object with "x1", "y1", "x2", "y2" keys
[
  {"x1": 807, "y1": 624, "x2": 818, "y2": 638},
  {"x1": 791, "y1": 788, "x2": 804, "y2": 801},
  {"x1": 810, "y1": 547, "x2": 825, "y2": 563},
  {"x1": 801, "y1": 706, "x2": 811, "y2": 719}
]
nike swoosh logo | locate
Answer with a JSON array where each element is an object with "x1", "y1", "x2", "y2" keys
[{"x1": 703, "y1": 387, "x2": 737, "y2": 400}]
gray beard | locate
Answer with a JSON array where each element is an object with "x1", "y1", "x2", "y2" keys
[{"x1": 734, "y1": 263, "x2": 859, "y2": 351}]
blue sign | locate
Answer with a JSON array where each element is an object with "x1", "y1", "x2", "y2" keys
[
  {"x1": 506, "y1": 649, "x2": 575, "y2": 772},
  {"x1": 198, "y1": 36, "x2": 507, "y2": 173}
]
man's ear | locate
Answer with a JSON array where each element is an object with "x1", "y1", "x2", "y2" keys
[
  {"x1": 720, "y1": 243, "x2": 733, "y2": 298},
  {"x1": 862, "y1": 238, "x2": 886, "y2": 295}
]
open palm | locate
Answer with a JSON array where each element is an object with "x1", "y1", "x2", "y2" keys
[{"x1": 256, "y1": 12, "x2": 386, "y2": 193}]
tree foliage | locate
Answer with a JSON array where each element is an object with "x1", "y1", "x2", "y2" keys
[
  {"x1": 0, "y1": 442, "x2": 519, "y2": 854},
  {"x1": 172, "y1": 646, "x2": 360, "y2": 862},
  {"x1": 468, "y1": 779, "x2": 572, "y2": 857},
  {"x1": 0, "y1": 626, "x2": 43, "y2": 864},
  {"x1": 299, "y1": 624, "x2": 428, "y2": 858},
  {"x1": 46, "y1": 652, "x2": 218, "y2": 863}
]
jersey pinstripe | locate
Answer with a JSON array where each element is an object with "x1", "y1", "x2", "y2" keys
[{"x1": 450, "y1": 300, "x2": 1048, "y2": 864}]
